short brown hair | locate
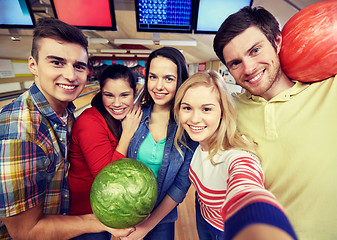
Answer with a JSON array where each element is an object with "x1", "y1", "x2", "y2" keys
[
  {"x1": 31, "y1": 17, "x2": 88, "y2": 62},
  {"x1": 213, "y1": 6, "x2": 280, "y2": 65}
]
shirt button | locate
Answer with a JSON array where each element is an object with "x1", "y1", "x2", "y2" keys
[
  {"x1": 59, "y1": 138, "x2": 64, "y2": 142},
  {"x1": 62, "y1": 124, "x2": 67, "y2": 127}
]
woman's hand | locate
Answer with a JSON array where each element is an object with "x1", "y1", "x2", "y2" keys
[
  {"x1": 104, "y1": 226, "x2": 135, "y2": 239},
  {"x1": 116, "y1": 104, "x2": 142, "y2": 156},
  {"x1": 91, "y1": 214, "x2": 135, "y2": 238},
  {"x1": 121, "y1": 104, "x2": 142, "y2": 138},
  {"x1": 120, "y1": 220, "x2": 150, "y2": 240}
]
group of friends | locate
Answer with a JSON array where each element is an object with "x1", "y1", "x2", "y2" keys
[{"x1": 0, "y1": 5, "x2": 336, "y2": 240}]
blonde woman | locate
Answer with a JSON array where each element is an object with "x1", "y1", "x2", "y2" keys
[{"x1": 174, "y1": 70, "x2": 297, "y2": 240}]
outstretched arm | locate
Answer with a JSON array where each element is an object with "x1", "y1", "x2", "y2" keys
[
  {"x1": 1, "y1": 202, "x2": 134, "y2": 240},
  {"x1": 233, "y1": 224, "x2": 293, "y2": 240},
  {"x1": 223, "y1": 154, "x2": 297, "y2": 240}
]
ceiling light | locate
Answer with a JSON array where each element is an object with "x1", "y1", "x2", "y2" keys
[
  {"x1": 114, "y1": 38, "x2": 197, "y2": 46},
  {"x1": 91, "y1": 53, "x2": 113, "y2": 57},
  {"x1": 10, "y1": 36, "x2": 21, "y2": 41},
  {"x1": 160, "y1": 40, "x2": 197, "y2": 46},
  {"x1": 115, "y1": 54, "x2": 135, "y2": 57},
  {"x1": 88, "y1": 49, "x2": 97, "y2": 53},
  {"x1": 88, "y1": 38, "x2": 109, "y2": 44},
  {"x1": 129, "y1": 49, "x2": 153, "y2": 54},
  {"x1": 100, "y1": 49, "x2": 128, "y2": 53},
  {"x1": 136, "y1": 54, "x2": 150, "y2": 58},
  {"x1": 114, "y1": 39, "x2": 154, "y2": 45},
  {"x1": 9, "y1": 29, "x2": 21, "y2": 41}
]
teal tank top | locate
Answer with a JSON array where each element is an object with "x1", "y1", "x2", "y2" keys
[{"x1": 137, "y1": 133, "x2": 166, "y2": 178}]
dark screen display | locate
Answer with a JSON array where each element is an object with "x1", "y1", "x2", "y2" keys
[{"x1": 135, "y1": 0, "x2": 193, "y2": 33}]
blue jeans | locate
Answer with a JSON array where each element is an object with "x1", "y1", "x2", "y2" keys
[
  {"x1": 144, "y1": 222, "x2": 175, "y2": 240},
  {"x1": 70, "y1": 232, "x2": 111, "y2": 240},
  {"x1": 195, "y1": 195, "x2": 223, "y2": 240}
]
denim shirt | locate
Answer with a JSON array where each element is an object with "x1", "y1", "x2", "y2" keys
[{"x1": 127, "y1": 104, "x2": 197, "y2": 224}]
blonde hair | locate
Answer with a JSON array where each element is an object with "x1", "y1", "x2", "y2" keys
[{"x1": 174, "y1": 70, "x2": 259, "y2": 164}]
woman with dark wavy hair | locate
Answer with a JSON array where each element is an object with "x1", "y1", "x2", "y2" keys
[{"x1": 68, "y1": 64, "x2": 142, "y2": 240}]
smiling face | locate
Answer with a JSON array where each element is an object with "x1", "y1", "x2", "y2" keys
[
  {"x1": 179, "y1": 84, "x2": 222, "y2": 151},
  {"x1": 222, "y1": 26, "x2": 284, "y2": 100},
  {"x1": 147, "y1": 56, "x2": 178, "y2": 109},
  {"x1": 102, "y1": 78, "x2": 135, "y2": 120},
  {"x1": 28, "y1": 37, "x2": 88, "y2": 115}
]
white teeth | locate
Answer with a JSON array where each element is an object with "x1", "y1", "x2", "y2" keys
[
  {"x1": 249, "y1": 71, "x2": 263, "y2": 83},
  {"x1": 59, "y1": 84, "x2": 75, "y2": 90},
  {"x1": 190, "y1": 125, "x2": 205, "y2": 130},
  {"x1": 113, "y1": 109, "x2": 124, "y2": 113}
]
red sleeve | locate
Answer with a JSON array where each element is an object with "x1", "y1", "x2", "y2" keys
[
  {"x1": 72, "y1": 108, "x2": 125, "y2": 177},
  {"x1": 222, "y1": 155, "x2": 283, "y2": 219},
  {"x1": 221, "y1": 154, "x2": 297, "y2": 239}
]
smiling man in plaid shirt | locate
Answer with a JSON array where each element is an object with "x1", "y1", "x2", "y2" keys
[{"x1": 0, "y1": 18, "x2": 134, "y2": 240}]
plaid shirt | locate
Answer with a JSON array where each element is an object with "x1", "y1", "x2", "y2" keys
[{"x1": 0, "y1": 83, "x2": 75, "y2": 239}]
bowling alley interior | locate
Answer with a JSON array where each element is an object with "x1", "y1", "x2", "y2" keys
[{"x1": 0, "y1": 0, "x2": 330, "y2": 239}]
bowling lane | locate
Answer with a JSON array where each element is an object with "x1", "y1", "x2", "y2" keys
[{"x1": 73, "y1": 82, "x2": 100, "y2": 117}]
